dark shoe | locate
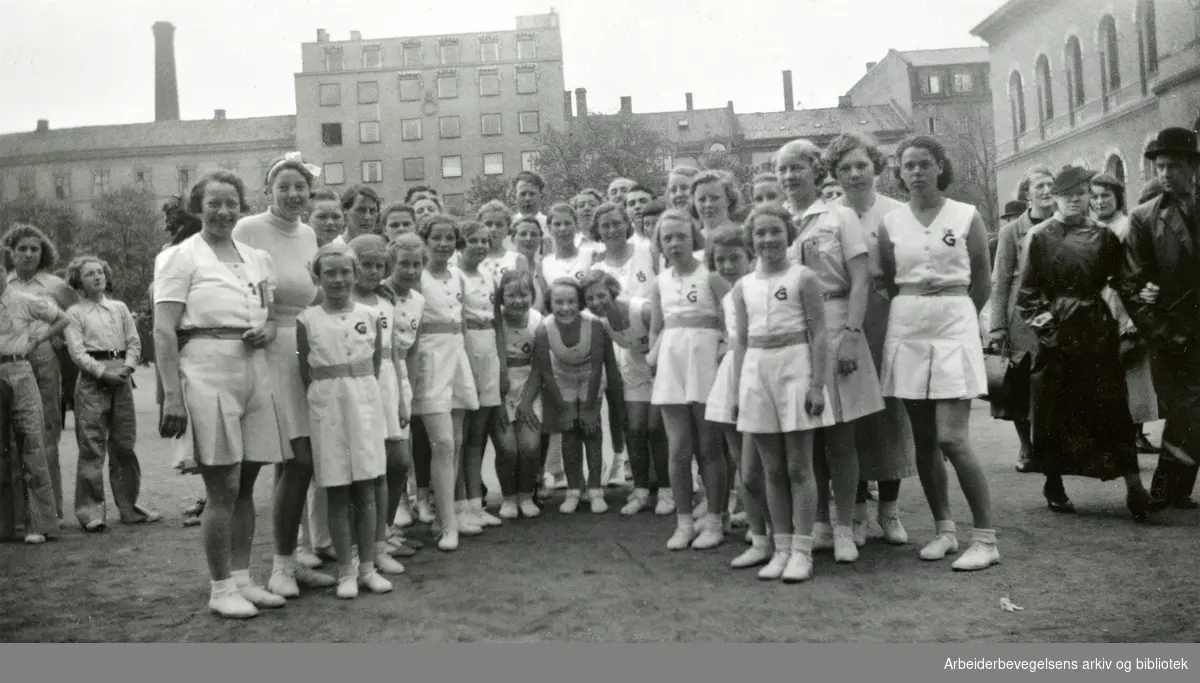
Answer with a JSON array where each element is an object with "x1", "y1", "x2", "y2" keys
[
  {"x1": 1127, "y1": 488, "x2": 1169, "y2": 522},
  {"x1": 1046, "y1": 496, "x2": 1076, "y2": 514},
  {"x1": 1170, "y1": 498, "x2": 1198, "y2": 510},
  {"x1": 83, "y1": 520, "x2": 107, "y2": 533},
  {"x1": 1136, "y1": 434, "x2": 1159, "y2": 454}
]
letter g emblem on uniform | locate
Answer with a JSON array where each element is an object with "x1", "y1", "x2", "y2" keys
[{"x1": 355, "y1": 322, "x2": 368, "y2": 334}]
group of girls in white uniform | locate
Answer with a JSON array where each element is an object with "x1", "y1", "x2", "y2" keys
[{"x1": 142, "y1": 131, "x2": 1003, "y2": 618}]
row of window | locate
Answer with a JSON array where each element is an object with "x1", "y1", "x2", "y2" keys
[
  {"x1": 322, "y1": 151, "x2": 540, "y2": 185},
  {"x1": 920, "y1": 70, "x2": 975, "y2": 96},
  {"x1": 319, "y1": 68, "x2": 538, "y2": 106},
  {"x1": 320, "y1": 112, "x2": 540, "y2": 147},
  {"x1": 12, "y1": 167, "x2": 193, "y2": 201},
  {"x1": 1006, "y1": 2, "x2": 1157, "y2": 148},
  {"x1": 325, "y1": 36, "x2": 537, "y2": 72}
]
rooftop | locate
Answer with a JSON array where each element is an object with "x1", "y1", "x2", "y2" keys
[
  {"x1": 898, "y1": 46, "x2": 989, "y2": 67},
  {"x1": 970, "y1": 0, "x2": 1037, "y2": 41},
  {"x1": 736, "y1": 104, "x2": 910, "y2": 141}
]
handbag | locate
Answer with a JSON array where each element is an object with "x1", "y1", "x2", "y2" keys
[{"x1": 983, "y1": 341, "x2": 1007, "y2": 403}]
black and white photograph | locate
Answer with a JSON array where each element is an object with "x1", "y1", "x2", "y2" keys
[{"x1": 1, "y1": 0, "x2": 1199, "y2": 647}]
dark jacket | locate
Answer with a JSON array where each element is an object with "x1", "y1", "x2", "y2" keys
[{"x1": 1117, "y1": 192, "x2": 1200, "y2": 351}]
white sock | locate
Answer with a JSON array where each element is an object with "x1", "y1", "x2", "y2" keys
[
  {"x1": 935, "y1": 520, "x2": 957, "y2": 536},
  {"x1": 879, "y1": 500, "x2": 899, "y2": 519},
  {"x1": 211, "y1": 578, "x2": 236, "y2": 596},
  {"x1": 272, "y1": 554, "x2": 294, "y2": 572},
  {"x1": 676, "y1": 513, "x2": 693, "y2": 530},
  {"x1": 750, "y1": 533, "x2": 769, "y2": 550},
  {"x1": 772, "y1": 533, "x2": 792, "y2": 552},
  {"x1": 358, "y1": 561, "x2": 376, "y2": 578},
  {"x1": 230, "y1": 569, "x2": 250, "y2": 586},
  {"x1": 792, "y1": 534, "x2": 814, "y2": 557}
]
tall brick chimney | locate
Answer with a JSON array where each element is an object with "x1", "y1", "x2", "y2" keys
[
  {"x1": 153, "y1": 21, "x2": 180, "y2": 121},
  {"x1": 783, "y1": 70, "x2": 794, "y2": 112},
  {"x1": 620, "y1": 96, "x2": 632, "y2": 114},
  {"x1": 575, "y1": 88, "x2": 588, "y2": 117},
  {"x1": 563, "y1": 91, "x2": 573, "y2": 121},
  {"x1": 685, "y1": 93, "x2": 694, "y2": 111}
]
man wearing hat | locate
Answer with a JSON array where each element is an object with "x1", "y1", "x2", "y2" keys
[{"x1": 1118, "y1": 126, "x2": 1200, "y2": 510}]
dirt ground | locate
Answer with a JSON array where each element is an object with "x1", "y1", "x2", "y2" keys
[{"x1": 1, "y1": 366, "x2": 1196, "y2": 642}]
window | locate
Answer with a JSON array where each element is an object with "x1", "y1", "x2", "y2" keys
[
  {"x1": 54, "y1": 173, "x2": 70, "y2": 200},
  {"x1": 1099, "y1": 15, "x2": 1121, "y2": 99},
  {"x1": 923, "y1": 73, "x2": 942, "y2": 94},
  {"x1": 319, "y1": 84, "x2": 340, "y2": 106},
  {"x1": 362, "y1": 161, "x2": 383, "y2": 183},
  {"x1": 324, "y1": 49, "x2": 343, "y2": 72},
  {"x1": 437, "y1": 73, "x2": 458, "y2": 99},
  {"x1": 324, "y1": 162, "x2": 345, "y2": 185},
  {"x1": 134, "y1": 169, "x2": 152, "y2": 191},
  {"x1": 479, "y1": 71, "x2": 500, "y2": 96},
  {"x1": 403, "y1": 44, "x2": 422, "y2": 66},
  {"x1": 358, "y1": 81, "x2": 378, "y2": 104},
  {"x1": 19, "y1": 174, "x2": 36, "y2": 197},
  {"x1": 952, "y1": 71, "x2": 974, "y2": 93},
  {"x1": 441, "y1": 155, "x2": 463, "y2": 178},
  {"x1": 175, "y1": 168, "x2": 190, "y2": 196},
  {"x1": 1137, "y1": 0, "x2": 1158, "y2": 78},
  {"x1": 926, "y1": 117, "x2": 937, "y2": 134},
  {"x1": 439, "y1": 116, "x2": 461, "y2": 139},
  {"x1": 480, "y1": 40, "x2": 499, "y2": 62},
  {"x1": 1035, "y1": 54, "x2": 1054, "y2": 124},
  {"x1": 517, "y1": 37, "x2": 536, "y2": 60},
  {"x1": 1106, "y1": 154, "x2": 1126, "y2": 186},
  {"x1": 519, "y1": 111, "x2": 540, "y2": 134},
  {"x1": 483, "y1": 153, "x2": 504, "y2": 175},
  {"x1": 521, "y1": 151, "x2": 539, "y2": 172},
  {"x1": 1065, "y1": 36, "x2": 1085, "y2": 111},
  {"x1": 322, "y1": 123, "x2": 343, "y2": 146},
  {"x1": 708, "y1": 142, "x2": 727, "y2": 153},
  {"x1": 440, "y1": 42, "x2": 459, "y2": 65},
  {"x1": 516, "y1": 69, "x2": 537, "y2": 94},
  {"x1": 403, "y1": 158, "x2": 425, "y2": 181},
  {"x1": 359, "y1": 121, "x2": 381, "y2": 143},
  {"x1": 1009, "y1": 70, "x2": 1027, "y2": 138},
  {"x1": 402, "y1": 119, "x2": 422, "y2": 141},
  {"x1": 481, "y1": 113, "x2": 502, "y2": 136},
  {"x1": 444, "y1": 193, "x2": 465, "y2": 216},
  {"x1": 362, "y1": 46, "x2": 382, "y2": 69},
  {"x1": 399, "y1": 76, "x2": 421, "y2": 101}
]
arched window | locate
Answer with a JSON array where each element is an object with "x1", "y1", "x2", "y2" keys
[
  {"x1": 1106, "y1": 153, "x2": 1126, "y2": 186},
  {"x1": 1035, "y1": 54, "x2": 1054, "y2": 126},
  {"x1": 1064, "y1": 36, "x2": 1085, "y2": 114},
  {"x1": 1137, "y1": 0, "x2": 1158, "y2": 87},
  {"x1": 708, "y1": 142, "x2": 727, "y2": 154},
  {"x1": 1008, "y1": 70, "x2": 1027, "y2": 142},
  {"x1": 1098, "y1": 15, "x2": 1121, "y2": 104}
]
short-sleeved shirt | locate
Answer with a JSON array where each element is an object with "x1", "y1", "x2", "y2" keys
[
  {"x1": 462, "y1": 267, "x2": 497, "y2": 325},
  {"x1": 0, "y1": 287, "x2": 61, "y2": 355},
  {"x1": 418, "y1": 268, "x2": 466, "y2": 328},
  {"x1": 392, "y1": 289, "x2": 426, "y2": 355},
  {"x1": 883, "y1": 199, "x2": 976, "y2": 289},
  {"x1": 154, "y1": 234, "x2": 277, "y2": 331},
  {"x1": 65, "y1": 297, "x2": 141, "y2": 378},
  {"x1": 232, "y1": 211, "x2": 319, "y2": 326},
  {"x1": 592, "y1": 241, "x2": 657, "y2": 302},
  {"x1": 787, "y1": 201, "x2": 869, "y2": 296},
  {"x1": 6, "y1": 271, "x2": 75, "y2": 340}
]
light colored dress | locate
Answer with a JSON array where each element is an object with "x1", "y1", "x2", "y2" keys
[
  {"x1": 705, "y1": 292, "x2": 739, "y2": 424},
  {"x1": 841, "y1": 194, "x2": 917, "y2": 481},
  {"x1": 484, "y1": 251, "x2": 522, "y2": 287},
  {"x1": 788, "y1": 201, "x2": 885, "y2": 423},
  {"x1": 411, "y1": 268, "x2": 479, "y2": 415},
  {"x1": 298, "y1": 303, "x2": 386, "y2": 487},
  {"x1": 597, "y1": 298, "x2": 654, "y2": 404},
  {"x1": 462, "y1": 265, "x2": 502, "y2": 408},
  {"x1": 540, "y1": 313, "x2": 606, "y2": 433},
  {"x1": 650, "y1": 262, "x2": 723, "y2": 405},
  {"x1": 392, "y1": 288, "x2": 425, "y2": 439},
  {"x1": 540, "y1": 244, "x2": 598, "y2": 288},
  {"x1": 1100, "y1": 213, "x2": 1158, "y2": 423},
  {"x1": 880, "y1": 199, "x2": 987, "y2": 400},
  {"x1": 736, "y1": 263, "x2": 834, "y2": 434},
  {"x1": 154, "y1": 234, "x2": 284, "y2": 467},
  {"x1": 504, "y1": 309, "x2": 543, "y2": 422},
  {"x1": 592, "y1": 242, "x2": 657, "y2": 302},
  {"x1": 359, "y1": 294, "x2": 403, "y2": 439},
  {"x1": 232, "y1": 211, "x2": 319, "y2": 445}
]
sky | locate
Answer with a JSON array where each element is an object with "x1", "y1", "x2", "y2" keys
[{"x1": 0, "y1": 0, "x2": 1001, "y2": 135}]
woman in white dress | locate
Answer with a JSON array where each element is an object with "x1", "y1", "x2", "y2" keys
[{"x1": 878, "y1": 135, "x2": 999, "y2": 572}]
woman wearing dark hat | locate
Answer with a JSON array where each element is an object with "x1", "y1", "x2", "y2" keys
[
  {"x1": 1016, "y1": 165, "x2": 1165, "y2": 521},
  {"x1": 1119, "y1": 126, "x2": 1200, "y2": 511},
  {"x1": 1092, "y1": 173, "x2": 1159, "y2": 454},
  {"x1": 989, "y1": 165, "x2": 1055, "y2": 473}
]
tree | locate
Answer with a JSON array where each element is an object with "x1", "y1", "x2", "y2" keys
[
  {"x1": 941, "y1": 106, "x2": 999, "y2": 231},
  {"x1": 0, "y1": 196, "x2": 83, "y2": 267},
  {"x1": 532, "y1": 113, "x2": 669, "y2": 201},
  {"x1": 464, "y1": 175, "x2": 511, "y2": 216}
]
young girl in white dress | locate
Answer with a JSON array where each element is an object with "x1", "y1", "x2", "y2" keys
[
  {"x1": 478, "y1": 200, "x2": 529, "y2": 281},
  {"x1": 649, "y1": 208, "x2": 732, "y2": 551},
  {"x1": 731, "y1": 206, "x2": 834, "y2": 582},
  {"x1": 533, "y1": 278, "x2": 624, "y2": 513},
  {"x1": 498, "y1": 270, "x2": 545, "y2": 519},
  {"x1": 297, "y1": 244, "x2": 393, "y2": 599},
  {"x1": 346, "y1": 235, "x2": 409, "y2": 576},
  {"x1": 538, "y1": 203, "x2": 599, "y2": 311},
  {"x1": 411, "y1": 216, "x2": 480, "y2": 551}
]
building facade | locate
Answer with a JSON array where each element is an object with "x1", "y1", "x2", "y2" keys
[
  {"x1": 973, "y1": 0, "x2": 1200, "y2": 207},
  {"x1": 0, "y1": 113, "x2": 296, "y2": 218},
  {"x1": 294, "y1": 12, "x2": 567, "y2": 215}
]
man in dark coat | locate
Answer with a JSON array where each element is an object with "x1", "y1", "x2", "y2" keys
[{"x1": 1118, "y1": 127, "x2": 1200, "y2": 509}]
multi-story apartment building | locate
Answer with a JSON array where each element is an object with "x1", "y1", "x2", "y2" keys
[
  {"x1": 294, "y1": 12, "x2": 567, "y2": 215},
  {"x1": 972, "y1": 0, "x2": 1200, "y2": 206}
]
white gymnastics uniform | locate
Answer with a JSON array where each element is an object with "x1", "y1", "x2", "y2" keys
[
  {"x1": 411, "y1": 269, "x2": 480, "y2": 415},
  {"x1": 736, "y1": 263, "x2": 834, "y2": 434},
  {"x1": 540, "y1": 244, "x2": 598, "y2": 288},
  {"x1": 462, "y1": 266, "x2": 502, "y2": 408},
  {"x1": 597, "y1": 298, "x2": 654, "y2": 403},
  {"x1": 592, "y1": 241, "x2": 657, "y2": 302},
  {"x1": 503, "y1": 309, "x2": 544, "y2": 423},
  {"x1": 484, "y1": 251, "x2": 522, "y2": 287},
  {"x1": 658, "y1": 250, "x2": 705, "y2": 273},
  {"x1": 650, "y1": 262, "x2": 723, "y2": 406},
  {"x1": 392, "y1": 288, "x2": 425, "y2": 439},
  {"x1": 880, "y1": 199, "x2": 987, "y2": 400},
  {"x1": 154, "y1": 235, "x2": 284, "y2": 467},
  {"x1": 359, "y1": 294, "x2": 403, "y2": 440},
  {"x1": 704, "y1": 292, "x2": 738, "y2": 424},
  {"x1": 298, "y1": 304, "x2": 386, "y2": 487}
]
